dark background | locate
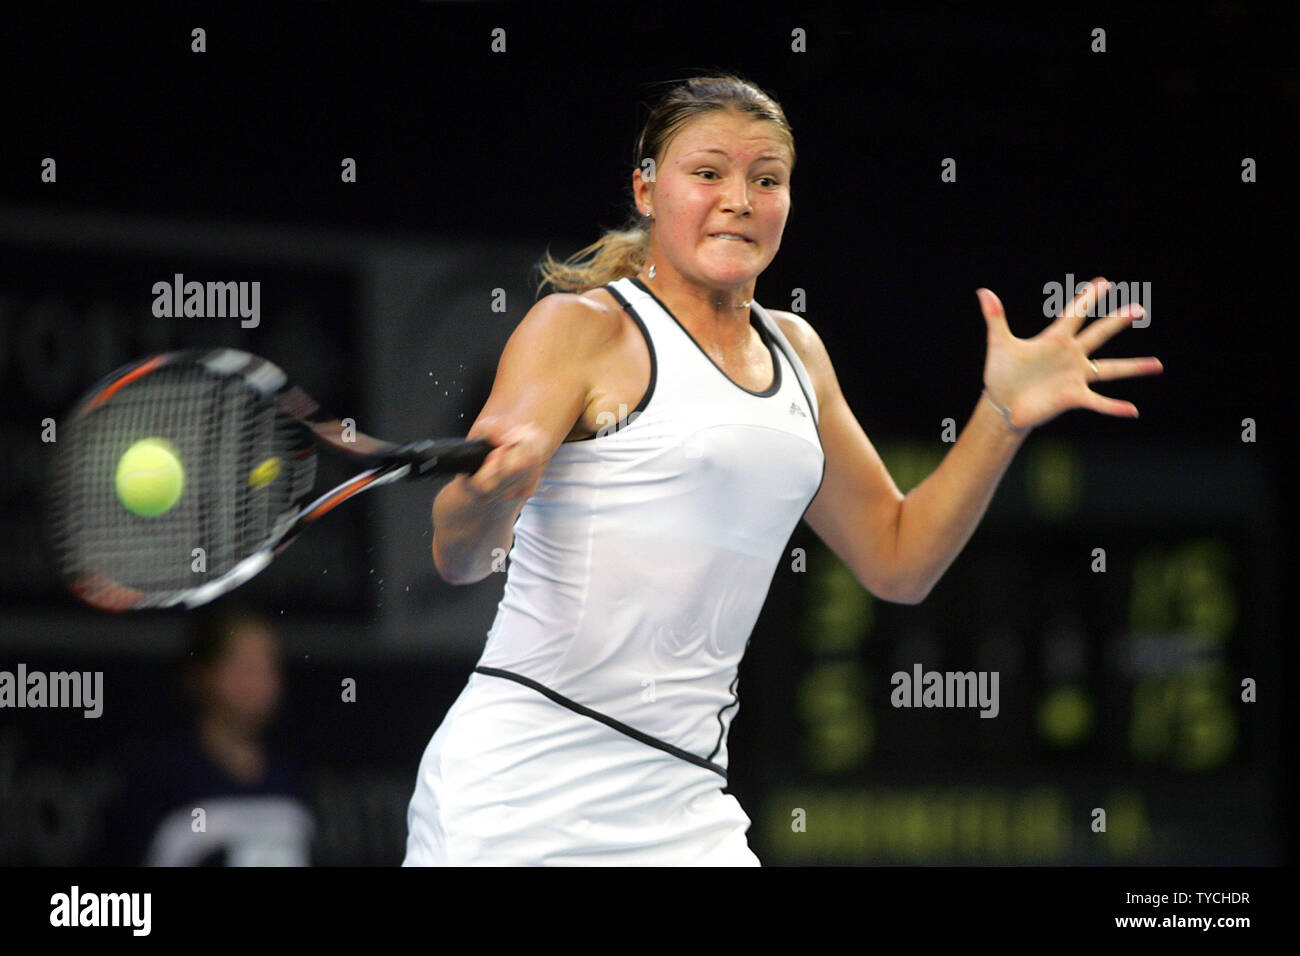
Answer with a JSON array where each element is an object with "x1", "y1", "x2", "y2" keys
[{"x1": 0, "y1": 1, "x2": 1293, "y2": 866}]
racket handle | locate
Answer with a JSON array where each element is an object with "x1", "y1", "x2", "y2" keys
[{"x1": 396, "y1": 438, "x2": 495, "y2": 477}]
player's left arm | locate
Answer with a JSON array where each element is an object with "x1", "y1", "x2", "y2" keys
[
  {"x1": 775, "y1": 309, "x2": 1028, "y2": 606},
  {"x1": 772, "y1": 310, "x2": 910, "y2": 604}
]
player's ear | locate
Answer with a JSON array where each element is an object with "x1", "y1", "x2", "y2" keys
[{"x1": 632, "y1": 168, "x2": 653, "y2": 213}]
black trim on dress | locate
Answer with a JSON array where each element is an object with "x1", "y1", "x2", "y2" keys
[
  {"x1": 562, "y1": 280, "x2": 659, "y2": 443},
  {"x1": 628, "y1": 275, "x2": 781, "y2": 398},
  {"x1": 474, "y1": 665, "x2": 728, "y2": 780}
]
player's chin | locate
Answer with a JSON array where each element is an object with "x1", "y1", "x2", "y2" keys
[{"x1": 699, "y1": 249, "x2": 768, "y2": 283}]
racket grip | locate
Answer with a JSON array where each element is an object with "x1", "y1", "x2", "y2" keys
[{"x1": 396, "y1": 438, "x2": 495, "y2": 477}]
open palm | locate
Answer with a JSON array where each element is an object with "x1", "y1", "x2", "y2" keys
[{"x1": 977, "y1": 277, "x2": 1162, "y2": 431}]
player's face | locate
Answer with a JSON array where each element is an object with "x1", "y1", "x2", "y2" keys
[{"x1": 643, "y1": 110, "x2": 792, "y2": 289}]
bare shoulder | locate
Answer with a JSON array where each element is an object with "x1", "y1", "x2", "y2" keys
[
  {"x1": 767, "y1": 309, "x2": 820, "y2": 355},
  {"x1": 573, "y1": 285, "x2": 627, "y2": 326},
  {"x1": 766, "y1": 309, "x2": 836, "y2": 403},
  {"x1": 522, "y1": 288, "x2": 626, "y2": 353}
]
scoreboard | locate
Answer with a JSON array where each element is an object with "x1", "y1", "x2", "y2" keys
[{"x1": 738, "y1": 436, "x2": 1280, "y2": 865}]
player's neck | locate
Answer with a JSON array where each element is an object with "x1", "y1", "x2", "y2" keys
[{"x1": 637, "y1": 266, "x2": 755, "y2": 348}]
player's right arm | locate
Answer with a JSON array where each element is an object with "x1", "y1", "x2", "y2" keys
[{"x1": 431, "y1": 293, "x2": 609, "y2": 585}]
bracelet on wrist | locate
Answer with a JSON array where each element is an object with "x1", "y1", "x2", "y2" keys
[{"x1": 981, "y1": 387, "x2": 1031, "y2": 434}]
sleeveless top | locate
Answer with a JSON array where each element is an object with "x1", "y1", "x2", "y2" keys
[{"x1": 474, "y1": 275, "x2": 825, "y2": 779}]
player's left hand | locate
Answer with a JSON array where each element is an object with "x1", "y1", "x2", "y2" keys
[{"x1": 976, "y1": 276, "x2": 1162, "y2": 431}]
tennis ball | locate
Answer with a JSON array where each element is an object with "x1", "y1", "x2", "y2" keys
[
  {"x1": 248, "y1": 456, "x2": 281, "y2": 490},
  {"x1": 115, "y1": 437, "x2": 185, "y2": 517}
]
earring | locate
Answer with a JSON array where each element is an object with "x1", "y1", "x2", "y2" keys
[{"x1": 648, "y1": 263, "x2": 656, "y2": 279}]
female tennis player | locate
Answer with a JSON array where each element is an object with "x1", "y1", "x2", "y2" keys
[{"x1": 403, "y1": 73, "x2": 1161, "y2": 866}]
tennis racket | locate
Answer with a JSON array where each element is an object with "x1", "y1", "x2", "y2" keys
[{"x1": 46, "y1": 347, "x2": 493, "y2": 612}]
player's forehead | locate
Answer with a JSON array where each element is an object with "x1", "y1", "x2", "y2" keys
[{"x1": 664, "y1": 111, "x2": 793, "y2": 166}]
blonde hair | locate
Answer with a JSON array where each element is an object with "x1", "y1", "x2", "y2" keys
[{"x1": 534, "y1": 72, "x2": 796, "y2": 298}]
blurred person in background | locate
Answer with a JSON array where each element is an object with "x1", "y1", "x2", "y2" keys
[{"x1": 108, "y1": 601, "x2": 314, "y2": 865}]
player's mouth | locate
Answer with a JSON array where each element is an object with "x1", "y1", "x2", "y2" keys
[{"x1": 709, "y1": 232, "x2": 754, "y2": 243}]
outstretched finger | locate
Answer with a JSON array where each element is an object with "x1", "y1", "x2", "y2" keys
[
  {"x1": 1081, "y1": 388, "x2": 1140, "y2": 419},
  {"x1": 1058, "y1": 277, "x2": 1109, "y2": 335},
  {"x1": 975, "y1": 288, "x2": 1011, "y2": 340},
  {"x1": 1091, "y1": 356, "x2": 1163, "y2": 382},
  {"x1": 1077, "y1": 302, "x2": 1146, "y2": 353}
]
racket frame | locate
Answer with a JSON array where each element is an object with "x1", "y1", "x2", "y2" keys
[{"x1": 54, "y1": 347, "x2": 491, "y2": 612}]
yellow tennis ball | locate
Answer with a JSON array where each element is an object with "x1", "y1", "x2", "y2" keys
[
  {"x1": 115, "y1": 438, "x2": 185, "y2": 517},
  {"x1": 248, "y1": 456, "x2": 281, "y2": 490}
]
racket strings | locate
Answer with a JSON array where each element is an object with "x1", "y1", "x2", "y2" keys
[{"x1": 50, "y1": 364, "x2": 316, "y2": 599}]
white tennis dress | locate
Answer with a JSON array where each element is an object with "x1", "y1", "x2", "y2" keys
[{"x1": 404, "y1": 275, "x2": 825, "y2": 865}]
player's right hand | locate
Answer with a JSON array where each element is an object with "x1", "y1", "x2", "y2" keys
[{"x1": 461, "y1": 417, "x2": 549, "y2": 503}]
